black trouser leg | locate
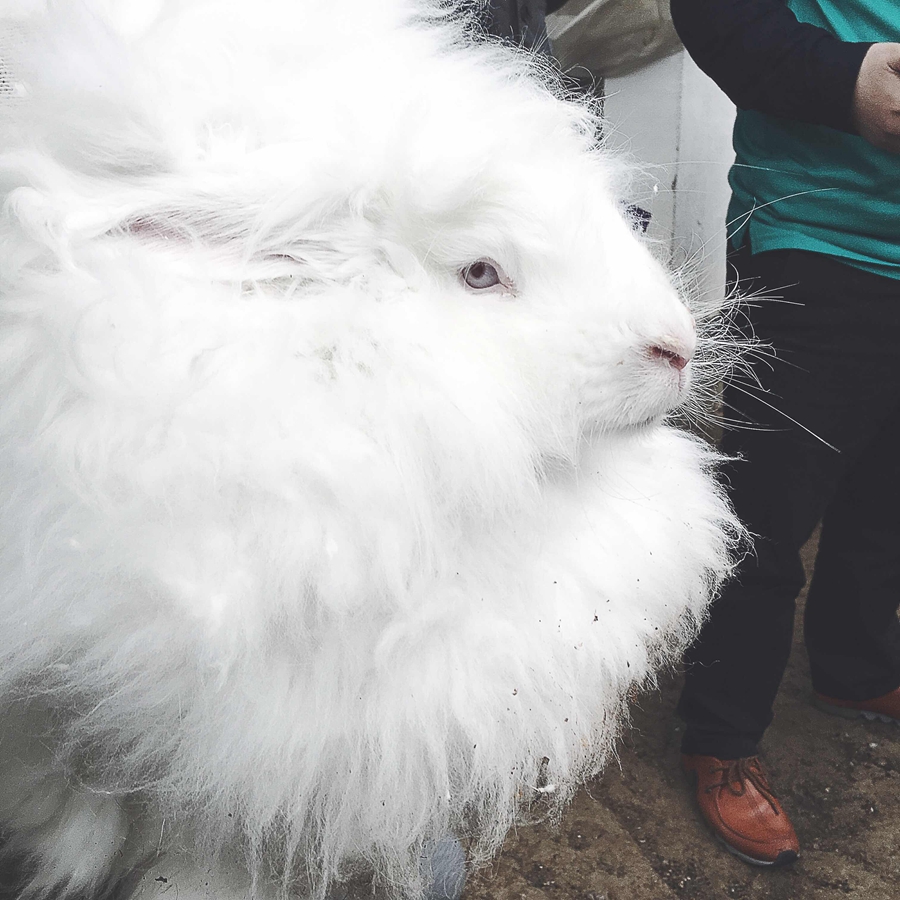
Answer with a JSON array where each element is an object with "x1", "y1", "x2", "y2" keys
[
  {"x1": 678, "y1": 247, "x2": 900, "y2": 759},
  {"x1": 805, "y1": 404, "x2": 900, "y2": 701}
]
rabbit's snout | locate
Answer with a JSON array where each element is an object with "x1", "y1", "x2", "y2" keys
[{"x1": 645, "y1": 326, "x2": 696, "y2": 408}]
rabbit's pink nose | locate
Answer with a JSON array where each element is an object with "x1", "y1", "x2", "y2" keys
[{"x1": 647, "y1": 337, "x2": 692, "y2": 371}]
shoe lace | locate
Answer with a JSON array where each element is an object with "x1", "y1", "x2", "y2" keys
[{"x1": 706, "y1": 757, "x2": 781, "y2": 816}]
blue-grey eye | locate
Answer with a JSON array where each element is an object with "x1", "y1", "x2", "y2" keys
[{"x1": 461, "y1": 259, "x2": 502, "y2": 290}]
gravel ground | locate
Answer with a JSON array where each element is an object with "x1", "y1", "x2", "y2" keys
[{"x1": 463, "y1": 534, "x2": 900, "y2": 900}]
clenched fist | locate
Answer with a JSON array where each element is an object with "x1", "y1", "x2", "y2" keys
[{"x1": 852, "y1": 42, "x2": 900, "y2": 153}]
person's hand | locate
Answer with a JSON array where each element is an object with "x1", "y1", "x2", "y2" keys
[{"x1": 852, "y1": 42, "x2": 900, "y2": 153}]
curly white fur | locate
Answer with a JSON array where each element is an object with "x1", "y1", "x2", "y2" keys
[{"x1": 0, "y1": 2, "x2": 740, "y2": 898}]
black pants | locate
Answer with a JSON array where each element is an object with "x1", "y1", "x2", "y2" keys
[
  {"x1": 477, "y1": 0, "x2": 549, "y2": 50},
  {"x1": 678, "y1": 245, "x2": 900, "y2": 760}
]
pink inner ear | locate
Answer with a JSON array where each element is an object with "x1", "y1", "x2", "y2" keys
[{"x1": 119, "y1": 215, "x2": 191, "y2": 243}]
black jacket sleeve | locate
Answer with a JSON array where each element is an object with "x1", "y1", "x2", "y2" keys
[{"x1": 669, "y1": 0, "x2": 872, "y2": 133}]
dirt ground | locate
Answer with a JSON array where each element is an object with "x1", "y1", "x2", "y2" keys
[{"x1": 462, "y1": 534, "x2": 900, "y2": 900}]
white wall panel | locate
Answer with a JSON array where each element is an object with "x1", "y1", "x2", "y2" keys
[{"x1": 603, "y1": 51, "x2": 736, "y2": 302}]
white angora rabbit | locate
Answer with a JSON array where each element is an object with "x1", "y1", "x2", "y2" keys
[{"x1": 0, "y1": 2, "x2": 740, "y2": 898}]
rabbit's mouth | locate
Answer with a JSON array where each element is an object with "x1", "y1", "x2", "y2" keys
[
  {"x1": 619, "y1": 410, "x2": 681, "y2": 432},
  {"x1": 607, "y1": 403, "x2": 680, "y2": 433},
  {"x1": 576, "y1": 369, "x2": 692, "y2": 432}
]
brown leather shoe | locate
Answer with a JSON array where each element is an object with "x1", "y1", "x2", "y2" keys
[
  {"x1": 813, "y1": 686, "x2": 900, "y2": 724},
  {"x1": 682, "y1": 754, "x2": 799, "y2": 867}
]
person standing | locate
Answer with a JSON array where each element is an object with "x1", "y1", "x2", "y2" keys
[
  {"x1": 475, "y1": 0, "x2": 568, "y2": 51},
  {"x1": 670, "y1": 0, "x2": 900, "y2": 866}
]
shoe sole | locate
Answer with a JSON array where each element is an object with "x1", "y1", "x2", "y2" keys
[
  {"x1": 812, "y1": 696, "x2": 900, "y2": 725},
  {"x1": 716, "y1": 834, "x2": 799, "y2": 868}
]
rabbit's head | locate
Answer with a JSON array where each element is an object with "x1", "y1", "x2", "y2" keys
[{"x1": 1, "y1": 0, "x2": 697, "y2": 532}]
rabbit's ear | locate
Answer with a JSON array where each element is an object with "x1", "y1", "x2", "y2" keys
[{"x1": 110, "y1": 189, "x2": 369, "y2": 289}]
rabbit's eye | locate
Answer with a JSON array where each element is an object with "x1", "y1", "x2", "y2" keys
[{"x1": 460, "y1": 259, "x2": 511, "y2": 292}]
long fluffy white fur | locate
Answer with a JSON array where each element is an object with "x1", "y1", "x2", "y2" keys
[{"x1": 0, "y1": 2, "x2": 741, "y2": 898}]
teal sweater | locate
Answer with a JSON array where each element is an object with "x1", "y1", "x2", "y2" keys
[{"x1": 729, "y1": 0, "x2": 900, "y2": 278}]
